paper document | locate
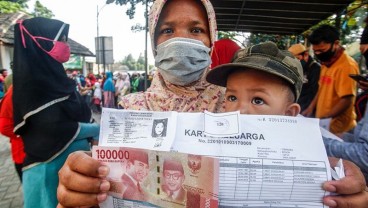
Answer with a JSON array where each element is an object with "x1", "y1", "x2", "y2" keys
[
  {"x1": 93, "y1": 146, "x2": 219, "y2": 208},
  {"x1": 99, "y1": 109, "x2": 331, "y2": 208},
  {"x1": 172, "y1": 112, "x2": 331, "y2": 208},
  {"x1": 99, "y1": 108, "x2": 177, "y2": 151}
]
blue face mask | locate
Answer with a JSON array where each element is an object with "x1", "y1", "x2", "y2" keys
[{"x1": 155, "y1": 37, "x2": 211, "y2": 86}]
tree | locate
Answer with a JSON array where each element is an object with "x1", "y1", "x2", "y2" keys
[
  {"x1": 32, "y1": 0, "x2": 54, "y2": 19},
  {"x1": 106, "y1": 0, "x2": 153, "y2": 19},
  {"x1": 0, "y1": 0, "x2": 27, "y2": 13},
  {"x1": 0, "y1": 0, "x2": 54, "y2": 18}
]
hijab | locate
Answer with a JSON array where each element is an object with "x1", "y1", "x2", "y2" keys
[
  {"x1": 12, "y1": 17, "x2": 92, "y2": 166},
  {"x1": 103, "y1": 71, "x2": 115, "y2": 92},
  {"x1": 120, "y1": 0, "x2": 225, "y2": 112},
  {"x1": 211, "y1": 38, "x2": 241, "y2": 68}
]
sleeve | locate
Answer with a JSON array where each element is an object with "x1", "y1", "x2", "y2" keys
[
  {"x1": 76, "y1": 122, "x2": 100, "y2": 141},
  {"x1": 323, "y1": 137, "x2": 368, "y2": 174},
  {"x1": 334, "y1": 59, "x2": 358, "y2": 98},
  {"x1": 361, "y1": 25, "x2": 368, "y2": 44},
  {"x1": 0, "y1": 117, "x2": 16, "y2": 138}
]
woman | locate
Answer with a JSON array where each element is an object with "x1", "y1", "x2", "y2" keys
[
  {"x1": 12, "y1": 17, "x2": 99, "y2": 208},
  {"x1": 103, "y1": 71, "x2": 115, "y2": 108},
  {"x1": 57, "y1": 1, "x2": 368, "y2": 207}
]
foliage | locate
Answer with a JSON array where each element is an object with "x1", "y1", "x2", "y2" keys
[
  {"x1": 0, "y1": 0, "x2": 53, "y2": 18},
  {"x1": 32, "y1": 0, "x2": 54, "y2": 19},
  {"x1": 106, "y1": 0, "x2": 153, "y2": 19},
  {"x1": 0, "y1": 0, "x2": 26, "y2": 13},
  {"x1": 119, "y1": 53, "x2": 153, "y2": 71}
]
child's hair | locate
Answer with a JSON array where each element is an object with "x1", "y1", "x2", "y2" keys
[{"x1": 206, "y1": 41, "x2": 304, "y2": 102}]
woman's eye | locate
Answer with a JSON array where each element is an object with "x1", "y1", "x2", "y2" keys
[
  {"x1": 227, "y1": 95, "x2": 237, "y2": 102},
  {"x1": 161, "y1": 28, "x2": 173, "y2": 34},
  {"x1": 251, "y1": 97, "x2": 264, "y2": 105}
]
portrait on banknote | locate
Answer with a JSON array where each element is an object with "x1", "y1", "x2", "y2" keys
[
  {"x1": 161, "y1": 159, "x2": 187, "y2": 205},
  {"x1": 151, "y1": 118, "x2": 168, "y2": 138},
  {"x1": 108, "y1": 148, "x2": 149, "y2": 202}
]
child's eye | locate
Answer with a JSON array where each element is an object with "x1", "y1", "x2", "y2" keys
[
  {"x1": 251, "y1": 97, "x2": 264, "y2": 105},
  {"x1": 191, "y1": 28, "x2": 203, "y2": 33},
  {"x1": 227, "y1": 95, "x2": 237, "y2": 102}
]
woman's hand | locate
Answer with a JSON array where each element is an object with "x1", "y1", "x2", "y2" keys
[
  {"x1": 323, "y1": 158, "x2": 367, "y2": 208},
  {"x1": 57, "y1": 151, "x2": 110, "y2": 207}
]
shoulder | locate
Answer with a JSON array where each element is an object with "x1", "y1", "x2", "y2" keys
[{"x1": 120, "y1": 92, "x2": 148, "y2": 110}]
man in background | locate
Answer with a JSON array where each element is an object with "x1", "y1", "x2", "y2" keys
[
  {"x1": 304, "y1": 25, "x2": 359, "y2": 135},
  {"x1": 288, "y1": 43, "x2": 320, "y2": 114}
]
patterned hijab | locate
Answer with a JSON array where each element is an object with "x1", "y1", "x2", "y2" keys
[{"x1": 120, "y1": 0, "x2": 225, "y2": 112}]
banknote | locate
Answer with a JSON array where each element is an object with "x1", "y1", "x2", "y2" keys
[{"x1": 92, "y1": 146, "x2": 219, "y2": 208}]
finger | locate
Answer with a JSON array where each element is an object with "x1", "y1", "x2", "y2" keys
[
  {"x1": 323, "y1": 191, "x2": 368, "y2": 208},
  {"x1": 324, "y1": 160, "x2": 366, "y2": 194},
  {"x1": 67, "y1": 151, "x2": 109, "y2": 178},
  {"x1": 57, "y1": 183, "x2": 108, "y2": 207},
  {"x1": 58, "y1": 153, "x2": 110, "y2": 194}
]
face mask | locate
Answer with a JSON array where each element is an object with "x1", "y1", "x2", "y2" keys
[
  {"x1": 18, "y1": 20, "x2": 71, "y2": 63},
  {"x1": 315, "y1": 43, "x2": 335, "y2": 62},
  {"x1": 300, "y1": 60, "x2": 307, "y2": 68},
  {"x1": 155, "y1": 37, "x2": 211, "y2": 86}
]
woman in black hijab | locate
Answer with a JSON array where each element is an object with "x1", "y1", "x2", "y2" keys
[{"x1": 12, "y1": 17, "x2": 99, "y2": 208}]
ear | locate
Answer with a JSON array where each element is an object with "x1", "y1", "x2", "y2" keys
[{"x1": 285, "y1": 103, "x2": 301, "y2": 116}]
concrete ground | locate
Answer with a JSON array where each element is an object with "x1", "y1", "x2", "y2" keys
[{"x1": 0, "y1": 135, "x2": 23, "y2": 208}]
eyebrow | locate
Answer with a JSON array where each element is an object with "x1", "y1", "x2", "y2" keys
[{"x1": 226, "y1": 87, "x2": 272, "y2": 96}]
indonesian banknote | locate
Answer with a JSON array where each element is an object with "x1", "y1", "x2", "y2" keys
[{"x1": 92, "y1": 146, "x2": 219, "y2": 208}]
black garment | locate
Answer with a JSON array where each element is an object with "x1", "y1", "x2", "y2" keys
[
  {"x1": 298, "y1": 57, "x2": 321, "y2": 112},
  {"x1": 137, "y1": 75, "x2": 151, "y2": 92},
  {"x1": 361, "y1": 25, "x2": 368, "y2": 67},
  {"x1": 12, "y1": 17, "x2": 92, "y2": 167},
  {"x1": 15, "y1": 163, "x2": 23, "y2": 182}
]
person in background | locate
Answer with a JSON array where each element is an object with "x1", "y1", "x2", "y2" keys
[
  {"x1": 326, "y1": 77, "x2": 368, "y2": 181},
  {"x1": 102, "y1": 71, "x2": 115, "y2": 108},
  {"x1": 304, "y1": 25, "x2": 359, "y2": 135},
  {"x1": 0, "y1": 85, "x2": 25, "y2": 182},
  {"x1": 210, "y1": 38, "x2": 241, "y2": 69},
  {"x1": 92, "y1": 82, "x2": 102, "y2": 113},
  {"x1": 0, "y1": 69, "x2": 7, "y2": 99},
  {"x1": 288, "y1": 43, "x2": 321, "y2": 114},
  {"x1": 137, "y1": 73, "x2": 152, "y2": 92},
  {"x1": 13, "y1": 17, "x2": 100, "y2": 208},
  {"x1": 130, "y1": 72, "x2": 140, "y2": 93},
  {"x1": 56, "y1": 1, "x2": 368, "y2": 207},
  {"x1": 360, "y1": 17, "x2": 368, "y2": 68},
  {"x1": 3, "y1": 63, "x2": 12, "y2": 93}
]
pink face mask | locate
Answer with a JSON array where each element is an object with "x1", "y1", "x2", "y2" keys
[{"x1": 17, "y1": 20, "x2": 71, "y2": 63}]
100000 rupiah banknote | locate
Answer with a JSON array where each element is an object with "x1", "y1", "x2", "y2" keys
[{"x1": 92, "y1": 146, "x2": 219, "y2": 208}]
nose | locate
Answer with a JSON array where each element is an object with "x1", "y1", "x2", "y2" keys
[{"x1": 238, "y1": 102, "x2": 250, "y2": 115}]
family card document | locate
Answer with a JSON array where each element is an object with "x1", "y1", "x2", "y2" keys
[{"x1": 100, "y1": 109, "x2": 331, "y2": 208}]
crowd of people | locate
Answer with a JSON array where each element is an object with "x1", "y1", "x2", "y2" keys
[
  {"x1": 65, "y1": 69, "x2": 153, "y2": 112},
  {"x1": 0, "y1": 0, "x2": 367, "y2": 207}
]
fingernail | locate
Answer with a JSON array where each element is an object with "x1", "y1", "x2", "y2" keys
[
  {"x1": 324, "y1": 199, "x2": 337, "y2": 207},
  {"x1": 98, "y1": 166, "x2": 109, "y2": 177},
  {"x1": 100, "y1": 180, "x2": 110, "y2": 191},
  {"x1": 97, "y1": 193, "x2": 107, "y2": 202},
  {"x1": 323, "y1": 183, "x2": 337, "y2": 192}
]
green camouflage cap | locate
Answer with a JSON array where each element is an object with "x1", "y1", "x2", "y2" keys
[{"x1": 206, "y1": 41, "x2": 303, "y2": 101}]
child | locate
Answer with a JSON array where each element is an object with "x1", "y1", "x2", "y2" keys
[
  {"x1": 93, "y1": 82, "x2": 102, "y2": 113},
  {"x1": 206, "y1": 41, "x2": 304, "y2": 116}
]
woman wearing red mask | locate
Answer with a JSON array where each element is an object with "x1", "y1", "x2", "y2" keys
[{"x1": 12, "y1": 17, "x2": 100, "y2": 208}]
